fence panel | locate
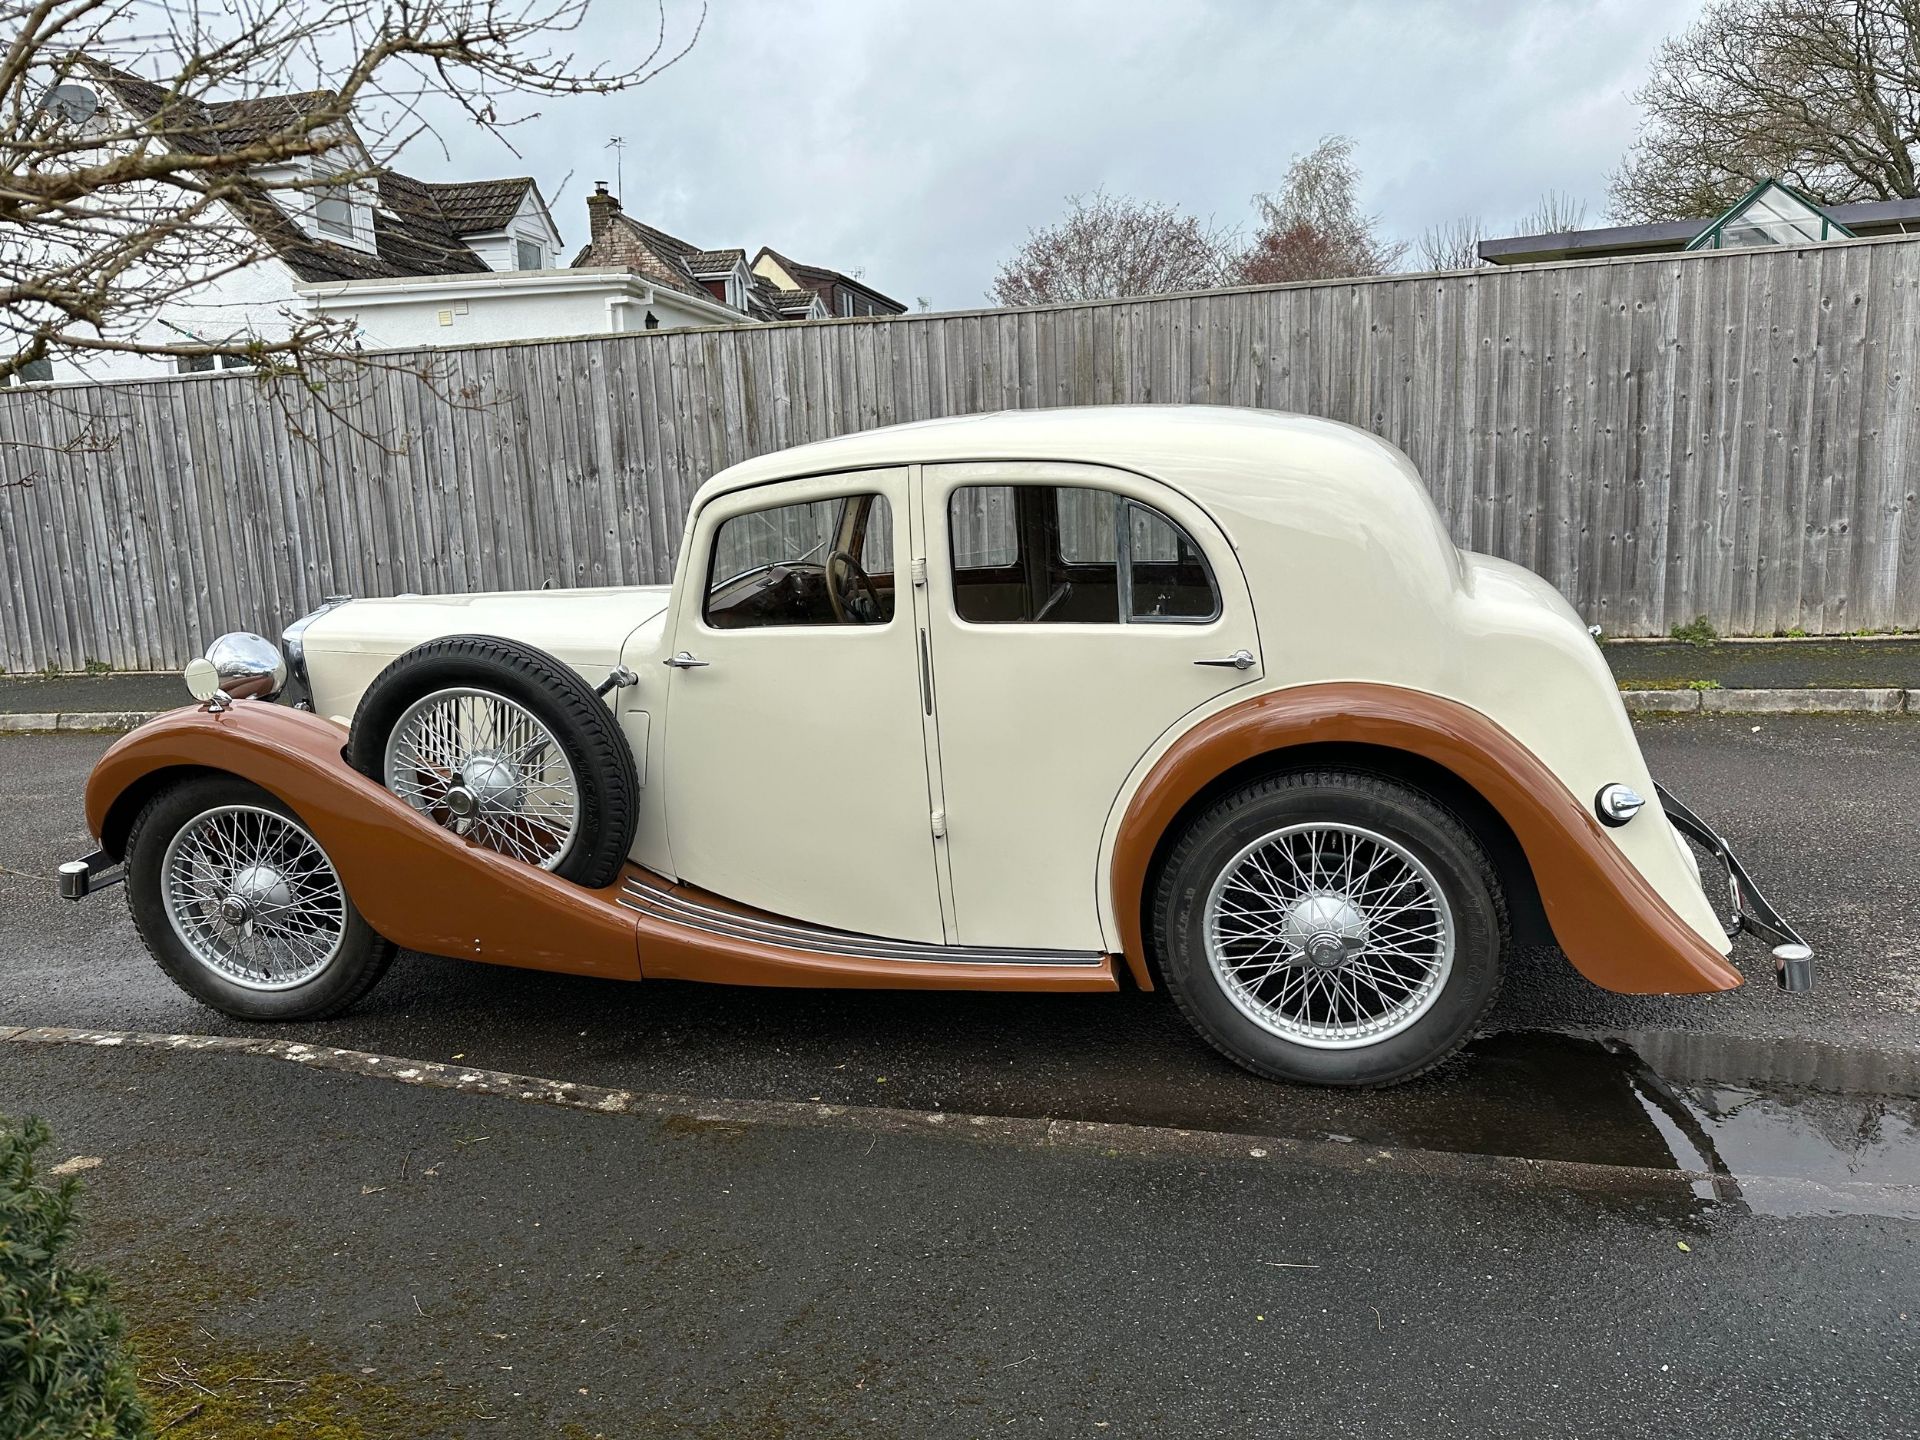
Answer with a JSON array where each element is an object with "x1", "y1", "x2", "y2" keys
[{"x1": 2, "y1": 236, "x2": 1918, "y2": 670}]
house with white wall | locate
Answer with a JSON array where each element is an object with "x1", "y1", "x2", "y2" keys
[
  {"x1": 19, "y1": 66, "x2": 909, "y2": 385},
  {"x1": 36, "y1": 64, "x2": 576, "y2": 382}
]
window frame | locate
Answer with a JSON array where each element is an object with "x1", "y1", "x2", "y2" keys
[
  {"x1": 943, "y1": 481, "x2": 1221, "y2": 627},
  {"x1": 698, "y1": 487, "x2": 898, "y2": 632},
  {"x1": 314, "y1": 181, "x2": 355, "y2": 238},
  {"x1": 515, "y1": 237, "x2": 544, "y2": 270},
  {"x1": 1120, "y1": 497, "x2": 1223, "y2": 624}
]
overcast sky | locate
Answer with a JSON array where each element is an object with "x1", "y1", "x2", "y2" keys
[{"x1": 409, "y1": 0, "x2": 1704, "y2": 310}]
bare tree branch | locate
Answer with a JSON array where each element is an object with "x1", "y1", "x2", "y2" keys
[
  {"x1": 988, "y1": 188, "x2": 1236, "y2": 306},
  {"x1": 0, "y1": 0, "x2": 704, "y2": 394},
  {"x1": 1419, "y1": 216, "x2": 1486, "y2": 271},
  {"x1": 1611, "y1": 0, "x2": 1919, "y2": 222}
]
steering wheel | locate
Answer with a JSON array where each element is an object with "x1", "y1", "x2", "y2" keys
[{"x1": 825, "y1": 549, "x2": 883, "y2": 624}]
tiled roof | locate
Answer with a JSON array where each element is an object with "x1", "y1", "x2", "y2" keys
[
  {"x1": 82, "y1": 61, "x2": 338, "y2": 157},
  {"x1": 571, "y1": 210, "x2": 713, "y2": 300},
  {"x1": 686, "y1": 247, "x2": 746, "y2": 275},
  {"x1": 766, "y1": 287, "x2": 823, "y2": 315},
  {"x1": 421, "y1": 178, "x2": 534, "y2": 234},
  {"x1": 207, "y1": 91, "x2": 338, "y2": 148},
  {"x1": 76, "y1": 60, "x2": 532, "y2": 284},
  {"x1": 756, "y1": 246, "x2": 907, "y2": 313},
  {"x1": 216, "y1": 180, "x2": 485, "y2": 284},
  {"x1": 572, "y1": 202, "x2": 893, "y2": 325}
]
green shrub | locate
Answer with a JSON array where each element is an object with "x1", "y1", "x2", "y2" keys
[
  {"x1": 1669, "y1": 615, "x2": 1720, "y2": 646},
  {"x1": 0, "y1": 1117, "x2": 148, "y2": 1440}
]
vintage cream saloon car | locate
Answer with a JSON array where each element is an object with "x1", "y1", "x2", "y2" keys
[{"x1": 62, "y1": 407, "x2": 1811, "y2": 1086}]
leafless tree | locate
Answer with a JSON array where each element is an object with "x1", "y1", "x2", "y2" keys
[
  {"x1": 1231, "y1": 135, "x2": 1406, "y2": 285},
  {"x1": 1610, "y1": 0, "x2": 1920, "y2": 222},
  {"x1": 0, "y1": 0, "x2": 703, "y2": 387},
  {"x1": 988, "y1": 188, "x2": 1236, "y2": 306},
  {"x1": 1517, "y1": 190, "x2": 1588, "y2": 234},
  {"x1": 1418, "y1": 216, "x2": 1485, "y2": 270}
]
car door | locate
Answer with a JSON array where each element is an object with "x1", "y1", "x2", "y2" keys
[
  {"x1": 921, "y1": 460, "x2": 1262, "y2": 951},
  {"x1": 659, "y1": 468, "x2": 946, "y2": 943}
]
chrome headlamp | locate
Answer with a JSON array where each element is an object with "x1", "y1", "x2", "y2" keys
[{"x1": 184, "y1": 631, "x2": 288, "y2": 706}]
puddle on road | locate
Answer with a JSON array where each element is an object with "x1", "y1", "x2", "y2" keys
[{"x1": 1366, "y1": 1030, "x2": 1920, "y2": 1219}]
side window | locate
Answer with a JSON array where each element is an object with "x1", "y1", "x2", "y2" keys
[
  {"x1": 948, "y1": 484, "x2": 1218, "y2": 625},
  {"x1": 705, "y1": 493, "x2": 895, "y2": 629},
  {"x1": 1127, "y1": 504, "x2": 1220, "y2": 620}
]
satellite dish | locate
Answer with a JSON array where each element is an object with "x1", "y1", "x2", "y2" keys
[{"x1": 38, "y1": 83, "x2": 99, "y2": 127}]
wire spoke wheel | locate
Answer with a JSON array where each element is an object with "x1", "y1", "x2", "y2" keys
[
  {"x1": 383, "y1": 686, "x2": 581, "y2": 871},
  {"x1": 160, "y1": 804, "x2": 347, "y2": 991},
  {"x1": 1203, "y1": 821, "x2": 1455, "y2": 1050}
]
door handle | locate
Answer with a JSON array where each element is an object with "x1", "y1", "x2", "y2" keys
[
  {"x1": 1193, "y1": 649, "x2": 1256, "y2": 670},
  {"x1": 663, "y1": 651, "x2": 710, "y2": 669}
]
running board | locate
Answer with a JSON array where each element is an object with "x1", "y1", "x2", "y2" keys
[{"x1": 618, "y1": 871, "x2": 1107, "y2": 968}]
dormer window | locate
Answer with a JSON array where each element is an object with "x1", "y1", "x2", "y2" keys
[
  {"x1": 315, "y1": 181, "x2": 354, "y2": 237},
  {"x1": 516, "y1": 238, "x2": 544, "y2": 270},
  {"x1": 726, "y1": 264, "x2": 750, "y2": 310}
]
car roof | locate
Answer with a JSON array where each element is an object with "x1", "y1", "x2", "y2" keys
[{"x1": 698, "y1": 405, "x2": 1417, "y2": 504}]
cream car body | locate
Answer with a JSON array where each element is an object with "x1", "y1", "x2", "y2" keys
[
  {"x1": 73, "y1": 403, "x2": 1814, "y2": 1087},
  {"x1": 295, "y1": 406, "x2": 1722, "y2": 956}
]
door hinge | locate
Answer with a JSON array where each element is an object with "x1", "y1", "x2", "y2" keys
[
  {"x1": 910, "y1": 557, "x2": 928, "y2": 587},
  {"x1": 930, "y1": 808, "x2": 947, "y2": 839}
]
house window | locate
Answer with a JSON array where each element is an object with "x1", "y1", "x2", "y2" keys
[
  {"x1": 315, "y1": 182, "x2": 354, "y2": 237},
  {"x1": 176, "y1": 355, "x2": 216, "y2": 374},
  {"x1": 516, "y1": 238, "x2": 544, "y2": 270},
  {"x1": 220, "y1": 354, "x2": 254, "y2": 370},
  {"x1": 17, "y1": 356, "x2": 53, "y2": 383}
]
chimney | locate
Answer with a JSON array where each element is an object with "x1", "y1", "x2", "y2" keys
[{"x1": 587, "y1": 181, "x2": 621, "y2": 243}]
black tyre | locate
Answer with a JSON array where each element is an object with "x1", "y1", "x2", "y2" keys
[
  {"x1": 347, "y1": 635, "x2": 638, "y2": 889},
  {"x1": 1150, "y1": 769, "x2": 1507, "y2": 1087},
  {"x1": 126, "y1": 774, "x2": 397, "y2": 1021}
]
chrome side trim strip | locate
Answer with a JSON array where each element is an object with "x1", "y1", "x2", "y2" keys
[{"x1": 619, "y1": 875, "x2": 1104, "y2": 967}]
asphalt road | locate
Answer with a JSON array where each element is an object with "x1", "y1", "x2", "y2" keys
[
  {"x1": 7, "y1": 1040, "x2": 1917, "y2": 1439},
  {"x1": 3, "y1": 716, "x2": 1916, "y2": 1118},
  {"x1": 5, "y1": 716, "x2": 1919, "y2": 1435}
]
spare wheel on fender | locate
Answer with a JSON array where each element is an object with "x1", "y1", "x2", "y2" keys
[{"x1": 347, "y1": 634, "x2": 638, "y2": 888}]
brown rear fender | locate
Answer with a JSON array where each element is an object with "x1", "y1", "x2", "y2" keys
[
  {"x1": 1110, "y1": 683, "x2": 1743, "y2": 997},
  {"x1": 86, "y1": 705, "x2": 641, "y2": 979}
]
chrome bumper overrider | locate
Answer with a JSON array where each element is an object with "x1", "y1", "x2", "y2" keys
[
  {"x1": 1656, "y1": 784, "x2": 1815, "y2": 993},
  {"x1": 56, "y1": 848, "x2": 122, "y2": 901}
]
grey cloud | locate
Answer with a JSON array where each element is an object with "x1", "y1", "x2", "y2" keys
[{"x1": 400, "y1": 0, "x2": 1702, "y2": 309}]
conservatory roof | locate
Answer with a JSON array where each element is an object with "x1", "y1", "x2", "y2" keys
[{"x1": 1684, "y1": 179, "x2": 1854, "y2": 252}]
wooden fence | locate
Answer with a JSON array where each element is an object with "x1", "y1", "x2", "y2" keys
[{"x1": 2, "y1": 234, "x2": 1917, "y2": 671}]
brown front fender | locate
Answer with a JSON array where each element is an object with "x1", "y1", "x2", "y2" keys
[
  {"x1": 85, "y1": 705, "x2": 1117, "y2": 994},
  {"x1": 1110, "y1": 683, "x2": 1742, "y2": 997},
  {"x1": 85, "y1": 705, "x2": 641, "y2": 979}
]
